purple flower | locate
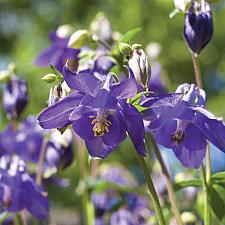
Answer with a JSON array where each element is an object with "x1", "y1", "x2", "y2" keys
[
  {"x1": 141, "y1": 83, "x2": 225, "y2": 168},
  {"x1": 34, "y1": 32, "x2": 80, "y2": 73},
  {"x1": 0, "y1": 156, "x2": 49, "y2": 220},
  {"x1": 38, "y1": 68, "x2": 146, "y2": 158},
  {"x1": 184, "y1": 0, "x2": 213, "y2": 54},
  {"x1": 91, "y1": 165, "x2": 152, "y2": 224},
  {"x1": 92, "y1": 56, "x2": 115, "y2": 81},
  {"x1": 0, "y1": 116, "x2": 73, "y2": 171},
  {"x1": 111, "y1": 209, "x2": 135, "y2": 225},
  {"x1": 2, "y1": 75, "x2": 28, "y2": 120}
]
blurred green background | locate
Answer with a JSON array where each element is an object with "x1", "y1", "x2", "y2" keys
[{"x1": 0, "y1": 0, "x2": 225, "y2": 223}]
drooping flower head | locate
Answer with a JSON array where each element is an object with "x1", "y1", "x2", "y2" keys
[
  {"x1": 0, "y1": 156, "x2": 49, "y2": 220},
  {"x1": 183, "y1": 0, "x2": 213, "y2": 54},
  {"x1": 2, "y1": 75, "x2": 28, "y2": 120},
  {"x1": 141, "y1": 83, "x2": 225, "y2": 168}
]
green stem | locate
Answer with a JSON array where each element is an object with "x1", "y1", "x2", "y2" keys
[
  {"x1": 36, "y1": 136, "x2": 49, "y2": 185},
  {"x1": 14, "y1": 214, "x2": 23, "y2": 225},
  {"x1": 191, "y1": 52, "x2": 211, "y2": 224},
  {"x1": 148, "y1": 134, "x2": 183, "y2": 225},
  {"x1": 200, "y1": 165, "x2": 211, "y2": 225},
  {"x1": 136, "y1": 154, "x2": 166, "y2": 225},
  {"x1": 74, "y1": 134, "x2": 94, "y2": 225}
]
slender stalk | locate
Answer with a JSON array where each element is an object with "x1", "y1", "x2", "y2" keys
[
  {"x1": 14, "y1": 214, "x2": 23, "y2": 225},
  {"x1": 91, "y1": 159, "x2": 99, "y2": 178},
  {"x1": 200, "y1": 165, "x2": 211, "y2": 225},
  {"x1": 191, "y1": 52, "x2": 211, "y2": 224},
  {"x1": 148, "y1": 134, "x2": 183, "y2": 225},
  {"x1": 136, "y1": 154, "x2": 166, "y2": 225},
  {"x1": 74, "y1": 134, "x2": 94, "y2": 225},
  {"x1": 191, "y1": 53, "x2": 203, "y2": 88},
  {"x1": 36, "y1": 136, "x2": 49, "y2": 185}
]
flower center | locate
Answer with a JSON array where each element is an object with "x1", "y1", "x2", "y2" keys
[
  {"x1": 89, "y1": 113, "x2": 112, "y2": 137},
  {"x1": 171, "y1": 130, "x2": 185, "y2": 144},
  {"x1": 171, "y1": 120, "x2": 188, "y2": 145}
]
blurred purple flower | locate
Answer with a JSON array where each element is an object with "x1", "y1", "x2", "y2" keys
[
  {"x1": 34, "y1": 32, "x2": 80, "y2": 73},
  {"x1": 2, "y1": 75, "x2": 28, "y2": 120},
  {"x1": 184, "y1": 0, "x2": 213, "y2": 54},
  {"x1": 149, "y1": 62, "x2": 166, "y2": 94},
  {"x1": 0, "y1": 156, "x2": 49, "y2": 220},
  {"x1": 0, "y1": 116, "x2": 73, "y2": 170},
  {"x1": 141, "y1": 83, "x2": 225, "y2": 168}
]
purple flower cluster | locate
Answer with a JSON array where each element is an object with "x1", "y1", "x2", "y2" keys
[{"x1": 91, "y1": 165, "x2": 153, "y2": 225}]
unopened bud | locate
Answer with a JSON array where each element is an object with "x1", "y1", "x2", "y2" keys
[
  {"x1": 0, "y1": 70, "x2": 10, "y2": 83},
  {"x1": 128, "y1": 49, "x2": 151, "y2": 88},
  {"x1": 184, "y1": 0, "x2": 213, "y2": 54},
  {"x1": 174, "y1": 0, "x2": 191, "y2": 12},
  {"x1": 119, "y1": 43, "x2": 132, "y2": 56},
  {"x1": 131, "y1": 44, "x2": 142, "y2": 51},
  {"x1": 41, "y1": 74, "x2": 57, "y2": 83},
  {"x1": 68, "y1": 29, "x2": 90, "y2": 48},
  {"x1": 56, "y1": 24, "x2": 73, "y2": 38}
]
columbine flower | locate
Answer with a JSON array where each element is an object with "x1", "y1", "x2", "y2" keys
[
  {"x1": 141, "y1": 83, "x2": 225, "y2": 168},
  {"x1": 183, "y1": 0, "x2": 213, "y2": 54},
  {"x1": 0, "y1": 156, "x2": 49, "y2": 220},
  {"x1": 34, "y1": 32, "x2": 80, "y2": 73},
  {"x1": 38, "y1": 67, "x2": 146, "y2": 158},
  {"x1": 2, "y1": 75, "x2": 28, "y2": 120}
]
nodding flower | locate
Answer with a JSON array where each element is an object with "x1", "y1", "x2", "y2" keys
[{"x1": 183, "y1": 0, "x2": 213, "y2": 54}]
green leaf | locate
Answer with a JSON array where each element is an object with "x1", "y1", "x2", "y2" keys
[
  {"x1": 173, "y1": 179, "x2": 202, "y2": 191},
  {"x1": 110, "y1": 28, "x2": 141, "y2": 57},
  {"x1": 207, "y1": 0, "x2": 220, "y2": 3},
  {"x1": 209, "y1": 184, "x2": 225, "y2": 223},
  {"x1": 120, "y1": 27, "x2": 141, "y2": 44},
  {"x1": 130, "y1": 91, "x2": 150, "y2": 113},
  {"x1": 212, "y1": 172, "x2": 225, "y2": 184},
  {"x1": 86, "y1": 179, "x2": 145, "y2": 195}
]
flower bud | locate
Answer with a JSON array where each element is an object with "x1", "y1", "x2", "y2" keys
[
  {"x1": 0, "y1": 70, "x2": 10, "y2": 83},
  {"x1": 48, "y1": 82, "x2": 69, "y2": 106},
  {"x1": 183, "y1": 0, "x2": 213, "y2": 54},
  {"x1": 68, "y1": 29, "x2": 90, "y2": 48},
  {"x1": 41, "y1": 73, "x2": 57, "y2": 83},
  {"x1": 119, "y1": 42, "x2": 132, "y2": 56},
  {"x1": 174, "y1": 0, "x2": 191, "y2": 12},
  {"x1": 2, "y1": 75, "x2": 28, "y2": 120},
  {"x1": 128, "y1": 49, "x2": 151, "y2": 88},
  {"x1": 90, "y1": 12, "x2": 113, "y2": 43}
]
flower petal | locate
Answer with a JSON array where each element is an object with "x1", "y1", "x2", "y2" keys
[
  {"x1": 85, "y1": 138, "x2": 116, "y2": 159},
  {"x1": 102, "y1": 113, "x2": 127, "y2": 146},
  {"x1": 111, "y1": 78, "x2": 137, "y2": 99},
  {"x1": 120, "y1": 102, "x2": 146, "y2": 156},
  {"x1": 63, "y1": 66, "x2": 102, "y2": 96},
  {"x1": 38, "y1": 94, "x2": 83, "y2": 129},
  {"x1": 72, "y1": 112, "x2": 95, "y2": 141}
]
